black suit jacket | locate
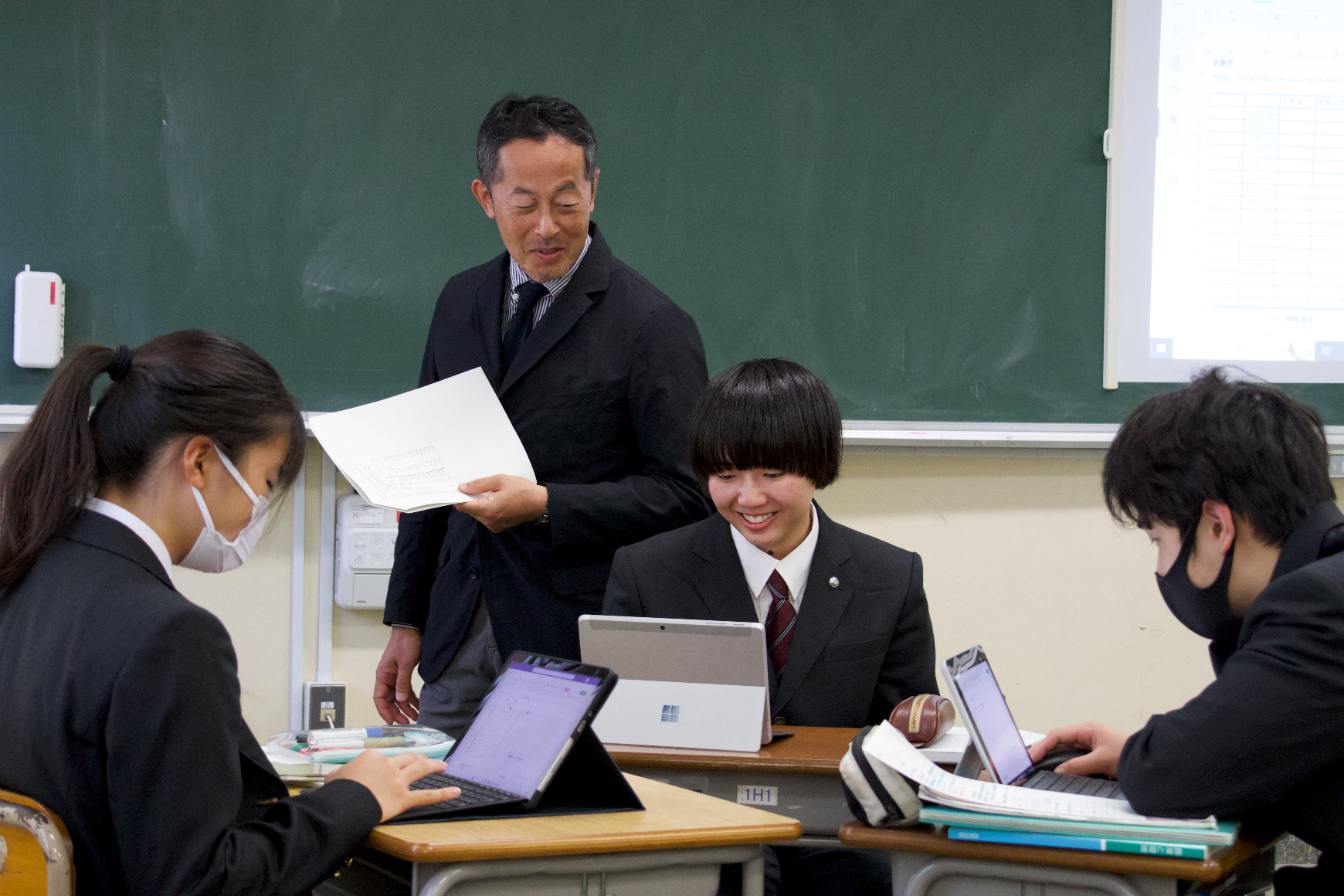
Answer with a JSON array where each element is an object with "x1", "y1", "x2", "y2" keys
[
  {"x1": 1119, "y1": 501, "x2": 1344, "y2": 888},
  {"x1": 602, "y1": 506, "x2": 938, "y2": 727},
  {"x1": 385, "y1": 223, "x2": 711, "y2": 680},
  {"x1": 0, "y1": 511, "x2": 382, "y2": 896}
]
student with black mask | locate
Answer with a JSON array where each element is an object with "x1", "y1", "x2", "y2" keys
[{"x1": 1028, "y1": 368, "x2": 1344, "y2": 895}]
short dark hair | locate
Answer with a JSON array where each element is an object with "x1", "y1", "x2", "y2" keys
[
  {"x1": 476, "y1": 94, "x2": 597, "y2": 186},
  {"x1": 1102, "y1": 368, "x2": 1334, "y2": 544},
  {"x1": 690, "y1": 359, "x2": 842, "y2": 488}
]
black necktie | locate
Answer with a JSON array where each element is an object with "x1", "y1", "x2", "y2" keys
[{"x1": 503, "y1": 281, "x2": 549, "y2": 371}]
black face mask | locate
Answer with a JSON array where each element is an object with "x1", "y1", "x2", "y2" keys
[{"x1": 1156, "y1": 528, "x2": 1242, "y2": 643}]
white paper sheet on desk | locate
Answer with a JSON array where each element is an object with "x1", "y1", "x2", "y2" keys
[
  {"x1": 916, "y1": 727, "x2": 1044, "y2": 764},
  {"x1": 308, "y1": 368, "x2": 536, "y2": 512},
  {"x1": 865, "y1": 722, "x2": 1216, "y2": 830}
]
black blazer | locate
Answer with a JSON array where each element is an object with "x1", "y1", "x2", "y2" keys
[
  {"x1": 1118, "y1": 501, "x2": 1344, "y2": 887},
  {"x1": 385, "y1": 222, "x2": 711, "y2": 680},
  {"x1": 0, "y1": 511, "x2": 382, "y2": 896},
  {"x1": 602, "y1": 506, "x2": 939, "y2": 727}
]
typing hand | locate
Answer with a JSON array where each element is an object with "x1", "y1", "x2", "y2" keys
[
  {"x1": 457, "y1": 475, "x2": 548, "y2": 534},
  {"x1": 329, "y1": 751, "x2": 460, "y2": 823},
  {"x1": 374, "y1": 627, "x2": 422, "y2": 725},
  {"x1": 1027, "y1": 722, "x2": 1129, "y2": 779}
]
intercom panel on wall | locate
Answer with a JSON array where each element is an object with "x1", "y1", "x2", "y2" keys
[{"x1": 334, "y1": 495, "x2": 397, "y2": 610}]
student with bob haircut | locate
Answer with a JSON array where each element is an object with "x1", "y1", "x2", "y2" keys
[
  {"x1": 1029, "y1": 368, "x2": 1344, "y2": 895},
  {"x1": 604, "y1": 358, "x2": 937, "y2": 896},
  {"x1": 0, "y1": 331, "x2": 458, "y2": 896}
]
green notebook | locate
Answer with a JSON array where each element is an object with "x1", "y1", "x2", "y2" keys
[{"x1": 920, "y1": 806, "x2": 1239, "y2": 845}]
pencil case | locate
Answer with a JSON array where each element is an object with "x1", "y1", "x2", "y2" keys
[
  {"x1": 267, "y1": 725, "x2": 454, "y2": 765},
  {"x1": 889, "y1": 694, "x2": 955, "y2": 747}
]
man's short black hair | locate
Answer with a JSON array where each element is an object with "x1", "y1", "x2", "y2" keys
[
  {"x1": 1102, "y1": 367, "x2": 1334, "y2": 544},
  {"x1": 476, "y1": 94, "x2": 597, "y2": 186},
  {"x1": 690, "y1": 359, "x2": 842, "y2": 488}
]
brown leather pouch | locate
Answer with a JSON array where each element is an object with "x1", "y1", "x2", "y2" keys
[{"x1": 889, "y1": 694, "x2": 955, "y2": 747}]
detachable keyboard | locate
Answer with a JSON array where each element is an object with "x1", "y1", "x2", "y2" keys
[
  {"x1": 392, "y1": 771, "x2": 527, "y2": 821},
  {"x1": 1021, "y1": 769, "x2": 1125, "y2": 800}
]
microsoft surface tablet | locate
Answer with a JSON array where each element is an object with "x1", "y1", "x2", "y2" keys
[
  {"x1": 579, "y1": 614, "x2": 772, "y2": 746},
  {"x1": 939, "y1": 645, "x2": 1124, "y2": 801},
  {"x1": 393, "y1": 652, "x2": 617, "y2": 821}
]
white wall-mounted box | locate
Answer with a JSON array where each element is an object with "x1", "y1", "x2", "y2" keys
[
  {"x1": 14, "y1": 265, "x2": 64, "y2": 369},
  {"x1": 334, "y1": 495, "x2": 397, "y2": 610}
]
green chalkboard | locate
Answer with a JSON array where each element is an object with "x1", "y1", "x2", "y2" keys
[{"x1": 3, "y1": 2, "x2": 1333, "y2": 422}]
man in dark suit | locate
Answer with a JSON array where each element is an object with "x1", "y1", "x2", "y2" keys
[
  {"x1": 603, "y1": 359, "x2": 937, "y2": 896},
  {"x1": 376, "y1": 95, "x2": 710, "y2": 736}
]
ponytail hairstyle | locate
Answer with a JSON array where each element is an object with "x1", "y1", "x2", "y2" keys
[{"x1": 0, "y1": 330, "x2": 305, "y2": 590}]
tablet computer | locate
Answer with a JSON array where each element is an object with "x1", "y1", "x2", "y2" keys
[{"x1": 393, "y1": 651, "x2": 618, "y2": 821}]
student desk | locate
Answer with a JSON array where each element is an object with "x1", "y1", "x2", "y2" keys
[
  {"x1": 363, "y1": 774, "x2": 802, "y2": 896},
  {"x1": 838, "y1": 822, "x2": 1278, "y2": 896},
  {"x1": 606, "y1": 726, "x2": 858, "y2": 845}
]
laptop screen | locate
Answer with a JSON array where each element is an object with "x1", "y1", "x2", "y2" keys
[
  {"x1": 444, "y1": 660, "x2": 604, "y2": 797},
  {"x1": 951, "y1": 652, "x2": 1034, "y2": 785}
]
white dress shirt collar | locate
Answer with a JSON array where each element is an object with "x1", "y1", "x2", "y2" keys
[
  {"x1": 728, "y1": 503, "x2": 821, "y2": 623},
  {"x1": 84, "y1": 497, "x2": 173, "y2": 579}
]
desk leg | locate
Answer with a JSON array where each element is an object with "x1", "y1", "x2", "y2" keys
[
  {"x1": 891, "y1": 854, "x2": 1177, "y2": 896},
  {"x1": 412, "y1": 845, "x2": 761, "y2": 896},
  {"x1": 741, "y1": 847, "x2": 765, "y2": 896}
]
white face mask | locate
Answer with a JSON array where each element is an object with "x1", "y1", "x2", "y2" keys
[{"x1": 179, "y1": 443, "x2": 271, "y2": 573}]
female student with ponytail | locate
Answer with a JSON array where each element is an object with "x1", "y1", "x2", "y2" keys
[{"x1": 0, "y1": 331, "x2": 458, "y2": 896}]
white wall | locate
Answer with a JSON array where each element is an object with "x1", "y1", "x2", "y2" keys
[
  {"x1": 194, "y1": 442, "x2": 1255, "y2": 745},
  {"x1": 0, "y1": 430, "x2": 1255, "y2": 742}
]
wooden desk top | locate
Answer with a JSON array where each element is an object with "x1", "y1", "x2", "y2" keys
[
  {"x1": 838, "y1": 822, "x2": 1277, "y2": 883},
  {"x1": 606, "y1": 727, "x2": 859, "y2": 775},
  {"x1": 366, "y1": 774, "x2": 803, "y2": 863}
]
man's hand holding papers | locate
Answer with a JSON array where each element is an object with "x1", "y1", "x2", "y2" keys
[
  {"x1": 456, "y1": 474, "x2": 548, "y2": 533},
  {"x1": 309, "y1": 368, "x2": 536, "y2": 513}
]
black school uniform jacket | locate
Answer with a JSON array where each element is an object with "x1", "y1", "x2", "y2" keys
[
  {"x1": 1119, "y1": 501, "x2": 1344, "y2": 889},
  {"x1": 602, "y1": 506, "x2": 939, "y2": 726},
  {"x1": 0, "y1": 511, "x2": 381, "y2": 896},
  {"x1": 385, "y1": 222, "x2": 711, "y2": 680}
]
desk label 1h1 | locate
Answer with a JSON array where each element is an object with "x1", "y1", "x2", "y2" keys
[{"x1": 736, "y1": 785, "x2": 777, "y2": 806}]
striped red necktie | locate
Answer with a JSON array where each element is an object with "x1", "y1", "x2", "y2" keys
[{"x1": 764, "y1": 570, "x2": 797, "y2": 673}]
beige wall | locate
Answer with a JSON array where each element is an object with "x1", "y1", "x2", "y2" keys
[{"x1": 192, "y1": 439, "x2": 1236, "y2": 745}]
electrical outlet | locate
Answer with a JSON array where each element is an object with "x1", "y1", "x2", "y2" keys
[{"x1": 303, "y1": 682, "x2": 346, "y2": 730}]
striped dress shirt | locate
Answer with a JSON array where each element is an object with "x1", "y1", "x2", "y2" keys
[{"x1": 502, "y1": 235, "x2": 593, "y2": 336}]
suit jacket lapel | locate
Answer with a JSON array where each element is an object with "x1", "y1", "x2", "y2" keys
[
  {"x1": 470, "y1": 255, "x2": 509, "y2": 391},
  {"x1": 500, "y1": 290, "x2": 593, "y2": 395},
  {"x1": 499, "y1": 223, "x2": 613, "y2": 397},
  {"x1": 775, "y1": 508, "x2": 852, "y2": 712},
  {"x1": 689, "y1": 517, "x2": 759, "y2": 623}
]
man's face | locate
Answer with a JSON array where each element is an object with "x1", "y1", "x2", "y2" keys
[
  {"x1": 471, "y1": 135, "x2": 598, "y2": 283},
  {"x1": 707, "y1": 469, "x2": 816, "y2": 559}
]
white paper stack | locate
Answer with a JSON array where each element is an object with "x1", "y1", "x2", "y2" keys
[{"x1": 309, "y1": 368, "x2": 536, "y2": 513}]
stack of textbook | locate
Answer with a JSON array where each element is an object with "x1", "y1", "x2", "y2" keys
[
  {"x1": 859, "y1": 722, "x2": 1239, "y2": 859},
  {"x1": 920, "y1": 806, "x2": 1240, "y2": 859}
]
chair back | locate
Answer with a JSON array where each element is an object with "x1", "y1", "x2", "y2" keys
[{"x1": 0, "y1": 789, "x2": 74, "y2": 896}]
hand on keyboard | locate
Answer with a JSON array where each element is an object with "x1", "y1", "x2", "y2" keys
[
  {"x1": 329, "y1": 750, "x2": 460, "y2": 822},
  {"x1": 1027, "y1": 721, "x2": 1129, "y2": 779}
]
